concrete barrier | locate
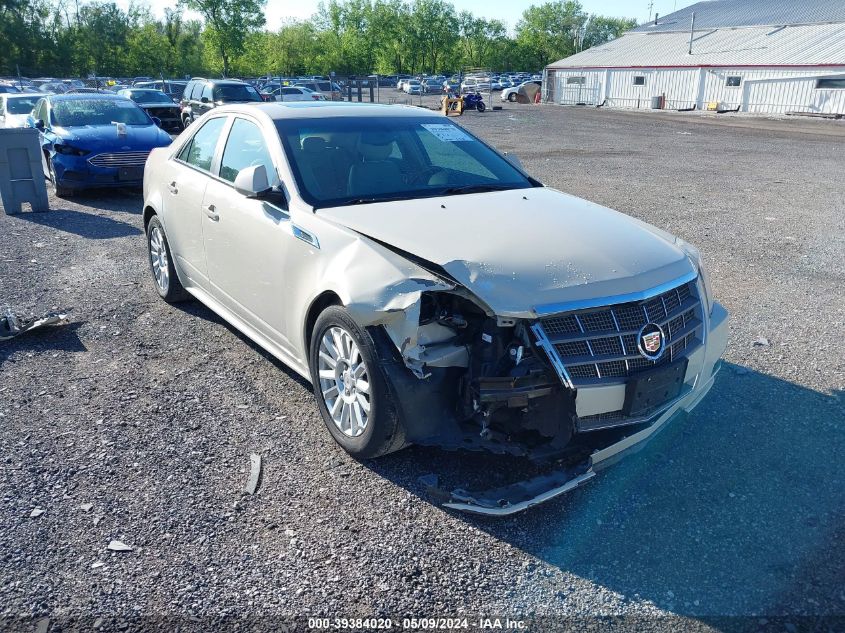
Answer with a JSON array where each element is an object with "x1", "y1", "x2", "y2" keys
[{"x1": 0, "y1": 127, "x2": 49, "y2": 215}]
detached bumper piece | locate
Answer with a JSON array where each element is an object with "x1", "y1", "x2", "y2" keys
[
  {"x1": 0, "y1": 309, "x2": 69, "y2": 342},
  {"x1": 443, "y1": 463, "x2": 595, "y2": 515}
]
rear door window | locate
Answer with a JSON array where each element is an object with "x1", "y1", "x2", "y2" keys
[{"x1": 178, "y1": 116, "x2": 227, "y2": 172}]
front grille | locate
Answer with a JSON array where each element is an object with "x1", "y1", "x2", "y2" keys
[
  {"x1": 533, "y1": 278, "x2": 703, "y2": 388},
  {"x1": 88, "y1": 151, "x2": 150, "y2": 168}
]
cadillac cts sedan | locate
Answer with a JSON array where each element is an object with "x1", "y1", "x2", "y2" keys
[{"x1": 142, "y1": 102, "x2": 728, "y2": 514}]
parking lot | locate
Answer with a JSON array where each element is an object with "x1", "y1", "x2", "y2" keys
[{"x1": 1, "y1": 104, "x2": 844, "y2": 630}]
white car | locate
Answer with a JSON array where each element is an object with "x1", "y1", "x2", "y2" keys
[
  {"x1": 404, "y1": 80, "x2": 422, "y2": 94},
  {"x1": 501, "y1": 80, "x2": 542, "y2": 102},
  {"x1": 267, "y1": 86, "x2": 327, "y2": 102},
  {"x1": 0, "y1": 92, "x2": 41, "y2": 128},
  {"x1": 142, "y1": 102, "x2": 728, "y2": 514}
]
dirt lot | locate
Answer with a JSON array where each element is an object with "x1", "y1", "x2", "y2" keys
[{"x1": 1, "y1": 105, "x2": 843, "y2": 632}]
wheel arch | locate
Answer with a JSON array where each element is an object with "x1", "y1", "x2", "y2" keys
[
  {"x1": 143, "y1": 205, "x2": 157, "y2": 230},
  {"x1": 304, "y1": 290, "x2": 343, "y2": 362}
]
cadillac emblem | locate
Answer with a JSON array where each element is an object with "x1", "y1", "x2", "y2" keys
[{"x1": 637, "y1": 323, "x2": 666, "y2": 361}]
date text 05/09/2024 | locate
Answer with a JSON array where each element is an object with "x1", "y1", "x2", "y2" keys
[{"x1": 307, "y1": 617, "x2": 527, "y2": 630}]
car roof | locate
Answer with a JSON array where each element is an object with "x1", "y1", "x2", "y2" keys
[
  {"x1": 45, "y1": 93, "x2": 129, "y2": 102},
  {"x1": 211, "y1": 101, "x2": 445, "y2": 121}
]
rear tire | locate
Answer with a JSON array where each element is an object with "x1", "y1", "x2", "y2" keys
[
  {"x1": 508, "y1": 93, "x2": 517, "y2": 102},
  {"x1": 146, "y1": 216, "x2": 190, "y2": 303},
  {"x1": 477, "y1": 101, "x2": 486, "y2": 113},
  {"x1": 309, "y1": 306, "x2": 407, "y2": 459}
]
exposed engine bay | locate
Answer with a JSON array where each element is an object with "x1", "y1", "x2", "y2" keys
[{"x1": 377, "y1": 290, "x2": 584, "y2": 462}]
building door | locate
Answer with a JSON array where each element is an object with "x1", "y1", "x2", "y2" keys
[
  {"x1": 559, "y1": 74, "x2": 600, "y2": 105},
  {"x1": 546, "y1": 70, "x2": 557, "y2": 103}
]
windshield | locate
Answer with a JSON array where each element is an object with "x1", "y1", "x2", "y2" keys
[
  {"x1": 51, "y1": 99, "x2": 151, "y2": 126},
  {"x1": 212, "y1": 84, "x2": 262, "y2": 102},
  {"x1": 276, "y1": 116, "x2": 534, "y2": 208},
  {"x1": 6, "y1": 96, "x2": 39, "y2": 114},
  {"x1": 128, "y1": 90, "x2": 173, "y2": 103}
]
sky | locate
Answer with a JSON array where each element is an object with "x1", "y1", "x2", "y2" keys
[{"x1": 117, "y1": 0, "x2": 699, "y2": 32}]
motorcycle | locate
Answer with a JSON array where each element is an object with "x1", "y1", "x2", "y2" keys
[{"x1": 462, "y1": 92, "x2": 486, "y2": 113}]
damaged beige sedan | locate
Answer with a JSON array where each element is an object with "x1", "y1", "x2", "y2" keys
[{"x1": 142, "y1": 102, "x2": 728, "y2": 514}]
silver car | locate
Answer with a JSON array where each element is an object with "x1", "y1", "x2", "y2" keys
[
  {"x1": 0, "y1": 93, "x2": 41, "y2": 128},
  {"x1": 142, "y1": 102, "x2": 728, "y2": 514}
]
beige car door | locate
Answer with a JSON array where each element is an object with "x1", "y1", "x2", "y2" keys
[
  {"x1": 164, "y1": 115, "x2": 228, "y2": 289},
  {"x1": 200, "y1": 115, "x2": 294, "y2": 351}
]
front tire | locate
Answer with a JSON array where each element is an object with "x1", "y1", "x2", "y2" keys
[
  {"x1": 508, "y1": 92, "x2": 517, "y2": 102},
  {"x1": 48, "y1": 157, "x2": 73, "y2": 198},
  {"x1": 309, "y1": 306, "x2": 406, "y2": 459},
  {"x1": 476, "y1": 101, "x2": 486, "y2": 113},
  {"x1": 146, "y1": 216, "x2": 190, "y2": 303}
]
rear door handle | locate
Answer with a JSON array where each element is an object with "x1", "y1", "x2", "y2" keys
[
  {"x1": 168, "y1": 181, "x2": 178, "y2": 194},
  {"x1": 203, "y1": 204, "x2": 219, "y2": 221}
]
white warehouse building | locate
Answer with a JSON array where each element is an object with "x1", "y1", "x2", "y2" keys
[{"x1": 543, "y1": 0, "x2": 845, "y2": 115}]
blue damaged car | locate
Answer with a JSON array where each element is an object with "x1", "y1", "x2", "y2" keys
[{"x1": 27, "y1": 93, "x2": 172, "y2": 197}]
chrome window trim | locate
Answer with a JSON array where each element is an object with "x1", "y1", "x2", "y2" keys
[{"x1": 533, "y1": 269, "x2": 699, "y2": 317}]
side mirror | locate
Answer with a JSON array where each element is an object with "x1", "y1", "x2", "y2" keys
[
  {"x1": 234, "y1": 164, "x2": 270, "y2": 198},
  {"x1": 151, "y1": 116, "x2": 162, "y2": 127},
  {"x1": 34, "y1": 118, "x2": 45, "y2": 130},
  {"x1": 504, "y1": 152, "x2": 524, "y2": 170},
  {"x1": 200, "y1": 96, "x2": 209, "y2": 103}
]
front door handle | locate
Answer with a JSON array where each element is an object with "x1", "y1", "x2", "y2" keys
[
  {"x1": 168, "y1": 181, "x2": 178, "y2": 194},
  {"x1": 204, "y1": 204, "x2": 219, "y2": 221}
]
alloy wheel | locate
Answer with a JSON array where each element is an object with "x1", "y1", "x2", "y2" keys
[
  {"x1": 148, "y1": 226, "x2": 170, "y2": 294},
  {"x1": 317, "y1": 326, "x2": 371, "y2": 438}
]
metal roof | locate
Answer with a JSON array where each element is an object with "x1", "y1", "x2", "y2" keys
[
  {"x1": 548, "y1": 22, "x2": 845, "y2": 69},
  {"x1": 631, "y1": 0, "x2": 845, "y2": 33}
]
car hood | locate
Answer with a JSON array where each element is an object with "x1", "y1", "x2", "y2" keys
[
  {"x1": 319, "y1": 187, "x2": 695, "y2": 318},
  {"x1": 52, "y1": 124, "x2": 171, "y2": 150}
]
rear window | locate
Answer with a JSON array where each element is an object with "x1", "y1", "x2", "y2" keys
[
  {"x1": 317, "y1": 82, "x2": 332, "y2": 92},
  {"x1": 213, "y1": 84, "x2": 262, "y2": 102}
]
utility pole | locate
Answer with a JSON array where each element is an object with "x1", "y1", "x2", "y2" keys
[
  {"x1": 647, "y1": 0, "x2": 654, "y2": 22},
  {"x1": 688, "y1": 12, "x2": 696, "y2": 54}
]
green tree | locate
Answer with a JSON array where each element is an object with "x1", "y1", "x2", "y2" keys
[
  {"x1": 582, "y1": 14, "x2": 636, "y2": 50},
  {"x1": 457, "y1": 11, "x2": 506, "y2": 69},
  {"x1": 408, "y1": 0, "x2": 457, "y2": 74},
  {"x1": 180, "y1": 0, "x2": 266, "y2": 76},
  {"x1": 515, "y1": 1, "x2": 588, "y2": 69}
]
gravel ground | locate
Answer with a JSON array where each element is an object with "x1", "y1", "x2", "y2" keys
[{"x1": 1, "y1": 105, "x2": 843, "y2": 633}]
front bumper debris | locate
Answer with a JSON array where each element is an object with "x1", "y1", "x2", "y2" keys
[
  {"x1": 439, "y1": 302, "x2": 728, "y2": 516},
  {"x1": 0, "y1": 309, "x2": 69, "y2": 342}
]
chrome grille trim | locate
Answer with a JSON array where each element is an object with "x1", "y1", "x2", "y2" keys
[
  {"x1": 532, "y1": 275, "x2": 703, "y2": 388},
  {"x1": 88, "y1": 151, "x2": 151, "y2": 168}
]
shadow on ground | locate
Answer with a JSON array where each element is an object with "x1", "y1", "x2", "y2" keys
[
  {"x1": 11, "y1": 209, "x2": 141, "y2": 239},
  {"x1": 146, "y1": 295, "x2": 845, "y2": 617},
  {"x1": 173, "y1": 300, "x2": 312, "y2": 391},
  {"x1": 370, "y1": 365, "x2": 845, "y2": 618}
]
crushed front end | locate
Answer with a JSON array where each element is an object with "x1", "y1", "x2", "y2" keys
[{"x1": 379, "y1": 270, "x2": 729, "y2": 515}]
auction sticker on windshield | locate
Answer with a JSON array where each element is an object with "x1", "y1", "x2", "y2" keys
[{"x1": 422, "y1": 123, "x2": 473, "y2": 142}]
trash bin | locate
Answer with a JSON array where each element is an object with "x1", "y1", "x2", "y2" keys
[
  {"x1": 650, "y1": 95, "x2": 665, "y2": 110},
  {"x1": 0, "y1": 127, "x2": 49, "y2": 215}
]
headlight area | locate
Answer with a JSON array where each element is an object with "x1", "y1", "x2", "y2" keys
[
  {"x1": 53, "y1": 144, "x2": 90, "y2": 157},
  {"x1": 698, "y1": 260, "x2": 715, "y2": 316},
  {"x1": 677, "y1": 238, "x2": 714, "y2": 316},
  {"x1": 379, "y1": 290, "x2": 580, "y2": 460}
]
